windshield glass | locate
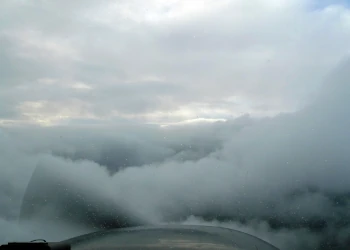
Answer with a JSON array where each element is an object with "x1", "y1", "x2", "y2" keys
[{"x1": 1, "y1": 1, "x2": 350, "y2": 250}]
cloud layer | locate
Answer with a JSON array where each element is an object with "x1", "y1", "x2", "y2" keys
[
  {"x1": 1, "y1": 59, "x2": 350, "y2": 249},
  {"x1": 1, "y1": 1, "x2": 350, "y2": 250},
  {"x1": 1, "y1": 0, "x2": 350, "y2": 125}
]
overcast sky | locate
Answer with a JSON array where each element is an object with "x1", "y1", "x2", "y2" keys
[{"x1": 1, "y1": 0, "x2": 350, "y2": 126}]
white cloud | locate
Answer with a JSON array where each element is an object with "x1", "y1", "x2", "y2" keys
[
  {"x1": 3, "y1": 30, "x2": 80, "y2": 61},
  {"x1": 1, "y1": 0, "x2": 350, "y2": 124},
  {"x1": 1, "y1": 58, "x2": 350, "y2": 249},
  {"x1": 1, "y1": 3, "x2": 350, "y2": 247}
]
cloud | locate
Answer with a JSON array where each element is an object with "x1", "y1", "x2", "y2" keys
[
  {"x1": 1, "y1": 59, "x2": 350, "y2": 249},
  {"x1": 1, "y1": 0, "x2": 350, "y2": 124},
  {"x1": 1, "y1": 1, "x2": 350, "y2": 249}
]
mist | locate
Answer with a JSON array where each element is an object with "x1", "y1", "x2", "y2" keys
[{"x1": 0, "y1": 60, "x2": 349, "y2": 250}]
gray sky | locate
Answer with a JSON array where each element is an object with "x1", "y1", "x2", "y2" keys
[{"x1": 1, "y1": 0, "x2": 350, "y2": 126}]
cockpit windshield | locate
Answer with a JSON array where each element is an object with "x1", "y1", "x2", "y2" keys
[{"x1": 1, "y1": 1, "x2": 350, "y2": 250}]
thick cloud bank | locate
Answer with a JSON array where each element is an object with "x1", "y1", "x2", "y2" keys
[{"x1": 1, "y1": 61, "x2": 350, "y2": 250}]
